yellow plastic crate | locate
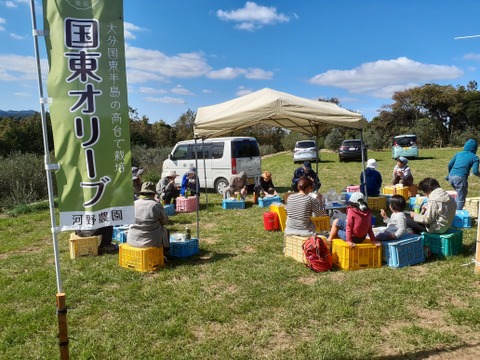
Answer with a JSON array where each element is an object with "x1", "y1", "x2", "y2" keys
[
  {"x1": 464, "y1": 197, "x2": 480, "y2": 218},
  {"x1": 382, "y1": 186, "x2": 409, "y2": 200},
  {"x1": 367, "y1": 196, "x2": 386, "y2": 211},
  {"x1": 331, "y1": 239, "x2": 382, "y2": 270},
  {"x1": 69, "y1": 233, "x2": 100, "y2": 259},
  {"x1": 270, "y1": 203, "x2": 287, "y2": 231},
  {"x1": 311, "y1": 216, "x2": 330, "y2": 232},
  {"x1": 284, "y1": 235, "x2": 308, "y2": 263},
  {"x1": 119, "y1": 244, "x2": 164, "y2": 272}
]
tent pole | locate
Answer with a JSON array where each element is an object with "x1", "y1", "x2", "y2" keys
[
  {"x1": 360, "y1": 130, "x2": 367, "y2": 200},
  {"x1": 315, "y1": 129, "x2": 319, "y2": 184},
  {"x1": 194, "y1": 138, "x2": 200, "y2": 240},
  {"x1": 30, "y1": 1, "x2": 69, "y2": 358},
  {"x1": 202, "y1": 139, "x2": 208, "y2": 212}
]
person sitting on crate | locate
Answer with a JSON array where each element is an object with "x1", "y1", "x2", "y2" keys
[
  {"x1": 392, "y1": 156, "x2": 413, "y2": 186},
  {"x1": 180, "y1": 166, "x2": 200, "y2": 197},
  {"x1": 156, "y1": 170, "x2": 180, "y2": 205},
  {"x1": 224, "y1": 171, "x2": 248, "y2": 200},
  {"x1": 285, "y1": 176, "x2": 327, "y2": 236},
  {"x1": 327, "y1": 192, "x2": 380, "y2": 248},
  {"x1": 291, "y1": 161, "x2": 321, "y2": 192},
  {"x1": 376, "y1": 194, "x2": 408, "y2": 241},
  {"x1": 360, "y1": 159, "x2": 382, "y2": 197},
  {"x1": 127, "y1": 182, "x2": 170, "y2": 252},
  {"x1": 253, "y1": 171, "x2": 278, "y2": 203},
  {"x1": 406, "y1": 177, "x2": 456, "y2": 234}
]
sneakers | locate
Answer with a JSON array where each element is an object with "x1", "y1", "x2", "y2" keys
[{"x1": 98, "y1": 243, "x2": 118, "y2": 255}]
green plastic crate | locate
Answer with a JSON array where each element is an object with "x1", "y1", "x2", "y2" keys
[{"x1": 422, "y1": 229, "x2": 463, "y2": 258}]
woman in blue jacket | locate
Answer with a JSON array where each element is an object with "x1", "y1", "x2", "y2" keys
[
  {"x1": 447, "y1": 138, "x2": 480, "y2": 210},
  {"x1": 360, "y1": 159, "x2": 382, "y2": 196}
]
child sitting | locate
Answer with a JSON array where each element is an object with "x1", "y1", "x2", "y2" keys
[
  {"x1": 327, "y1": 192, "x2": 379, "y2": 248},
  {"x1": 392, "y1": 156, "x2": 413, "y2": 186},
  {"x1": 376, "y1": 194, "x2": 407, "y2": 241}
]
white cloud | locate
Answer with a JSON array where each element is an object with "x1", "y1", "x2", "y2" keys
[
  {"x1": 0, "y1": 17, "x2": 6, "y2": 24},
  {"x1": 236, "y1": 86, "x2": 253, "y2": 97},
  {"x1": 14, "y1": 92, "x2": 31, "y2": 97},
  {"x1": 202, "y1": 89, "x2": 213, "y2": 94},
  {"x1": 207, "y1": 67, "x2": 246, "y2": 80},
  {"x1": 5, "y1": 1, "x2": 17, "y2": 8},
  {"x1": 124, "y1": 22, "x2": 147, "y2": 40},
  {"x1": 309, "y1": 57, "x2": 463, "y2": 98},
  {"x1": 171, "y1": 85, "x2": 193, "y2": 95},
  {"x1": 0, "y1": 54, "x2": 39, "y2": 81},
  {"x1": 146, "y1": 96, "x2": 186, "y2": 105},
  {"x1": 0, "y1": 26, "x2": 5, "y2": 32},
  {"x1": 10, "y1": 33, "x2": 26, "y2": 40},
  {"x1": 244, "y1": 68, "x2": 273, "y2": 80},
  {"x1": 126, "y1": 45, "x2": 211, "y2": 82},
  {"x1": 463, "y1": 53, "x2": 480, "y2": 61},
  {"x1": 216, "y1": 1, "x2": 290, "y2": 31},
  {"x1": 138, "y1": 87, "x2": 167, "y2": 94}
]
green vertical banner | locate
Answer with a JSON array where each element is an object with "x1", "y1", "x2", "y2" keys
[{"x1": 43, "y1": 0, "x2": 134, "y2": 230}]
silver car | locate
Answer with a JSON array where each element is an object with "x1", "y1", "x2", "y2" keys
[{"x1": 293, "y1": 140, "x2": 320, "y2": 164}]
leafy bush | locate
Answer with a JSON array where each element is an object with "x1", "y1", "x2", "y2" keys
[
  {"x1": 324, "y1": 128, "x2": 344, "y2": 151},
  {"x1": 131, "y1": 145, "x2": 171, "y2": 183},
  {"x1": 280, "y1": 132, "x2": 309, "y2": 152},
  {"x1": 259, "y1": 144, "x2": 276, "y2": 156},
  {"x1": 363, "y1": 129, "x2": 387, "y2": 150}
]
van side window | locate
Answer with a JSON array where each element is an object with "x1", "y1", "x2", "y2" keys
[
  {"x1": 211, "y1": 142, "x2": 224, "y2": 159},
  {"x1": 232, "y1": 140, "x2": 260, "y2": 158},
  {"x1": 173, "y1": 145, "x2": 189, "y2": 160},
  {"x1": 191, "y1": 143, "x2": 211, "y2": 160}
]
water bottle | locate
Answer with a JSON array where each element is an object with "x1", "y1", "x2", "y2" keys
[
  {"x1": 185, "y1": 226, "x2": 191, "y2": 240},
  {"x1": 237, "y1": 192, "x2": 241, "y2": 201}
]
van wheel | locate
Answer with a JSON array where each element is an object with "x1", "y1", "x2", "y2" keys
[{"x1": 215, "y1": 178, "x2": 229, "y2": 195}]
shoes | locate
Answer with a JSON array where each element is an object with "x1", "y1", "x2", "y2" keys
[{"x1": 99, "y1": 243, "x2": 118, "y2": 255}]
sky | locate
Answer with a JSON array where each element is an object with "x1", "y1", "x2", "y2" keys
[{"x1": 2, "y1": 0, "x2": 480, "y2": 124}]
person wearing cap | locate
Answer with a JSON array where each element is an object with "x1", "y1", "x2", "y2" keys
[
  {"x1": 406, "y1": 177, "x2": 456, "y2": 234},
  {"x1": 180, "y1": 166, "x2": 200, "y2": 197},
  {"x1": 446, "y1": 138, "x2": 480, "y2": 210},
  {"x1": 156, "y1": 170, "x2": 180, "y2": 204},
  {"x1": 224, "y1": 171, "x2": 248, "y2": 199},
  {"x1": 132, "y1": 166, "x2": 145, "y2": 198},
  {"x1": 291, "y1": 161, "x2": 321, "y2": 192},
  {"x1": 253, "y1": 171, "x2": 277, "y2": 203},
  {"x1": 327, "y1": 192, "x2": 379, "y2": 248},
  {"x1": 285, "y1": 176, "x2": 327, "y2": 236},
  {"x1": 392, "y1": 156, "x2": 413, "y2": 186},
  {"x1": 360, "y1": 159, "x2": 382, "y2": 196},
  {"x1": 127, "y1": 181, "x2": 170, "y2": 250}
]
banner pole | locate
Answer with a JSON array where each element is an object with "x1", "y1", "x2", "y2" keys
[
  {"x1": 475, "y1": 202, "x2": 480, "y2": 275},
  {"x1": 29, "y1": 1, "x2": 69, "y2": 358}
]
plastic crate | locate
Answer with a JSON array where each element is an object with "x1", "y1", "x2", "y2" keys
[
  {"x1": 270, "y1": 203, "x2": 287, "y2": 231},
  {"x1": 222, "y1": 199, "x2": 246, "y2": 210},
  {"x1": 69, "y1": 233, "x2": 100, "y2": 259},
  {"x1": 368, "y1": 196, "x2": 386, "y2": 211},
  {"x1": 176, "y1": 196, "x2": 198, "y2": 213},
  {"x1": 422, "y1": 229, "x2": 463, "y2": 258},
  {"x1": 164, "y1": 204, "x2": 175, "y2": 216},
  {"x1": 119, "y1": 244, "x2": 164, "y2": 272},
  {"x1": 169, "y1": 238, "x2": 199, "y2": 258},
  {"x1": 382, "y1": 234, "x2": 424, "y2": 268},
  {"x1": 112, "y1": 225, "x2": 129, "y2": 243},
  {"x1": 342, "y1": 192, "x2": 352, "y2": 202},
  {"x1": 283, "y1": 235, "x2": 328, "y2": 263},
  {"x1": 331, "y1": 239, "x2": 382, "y2": 270},
  {"x1": 311, "y1": 216, "x2": 330, "y2": 232},
  {"x1": 464, "y1": 197, "x2": 480, "y2": 218},
  {"x1": 346, "y1": 185, "x2": 361, "y2": 193},
  {"x1": 382, "y1": 186, "x2": 409, "y2": 200},
  {"x1": 258, "y1": 195, "x2": 282, "y2": 208},
  {"x1": 452, "y1": 210, "x2": 472, "y2": 228}
]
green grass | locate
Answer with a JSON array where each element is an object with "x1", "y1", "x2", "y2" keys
[{"x1": 1, "y1": 148, "x2": 480, "y2": 359}]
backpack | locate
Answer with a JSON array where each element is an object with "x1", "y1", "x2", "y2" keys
[{"x1": 302, "y1": 235, "x2": 332, "y2": 272}]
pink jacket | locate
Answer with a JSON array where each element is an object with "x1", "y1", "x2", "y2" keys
[{"x1": 346, "y1": 206, "x2": 376, "y2": 243}]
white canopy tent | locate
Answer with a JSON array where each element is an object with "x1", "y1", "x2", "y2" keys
[{"x1": 191, "y1": 88, "x2": 368, "y2": 237}]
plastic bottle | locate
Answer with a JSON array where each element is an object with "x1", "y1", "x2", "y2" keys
[
  {"x1": 185, "y1": 226, "x2": 191, "y2": 240},
  {"x1": 237, "y1": 192, "x2": 241, "y2": 201},
  {"x1": 413, "y1": 195, "x2": 421, "y2": 214}
]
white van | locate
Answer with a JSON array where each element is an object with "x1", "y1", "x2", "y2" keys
[{"x1": 161, "y1": 137, "x2": 262, "y2": 194}]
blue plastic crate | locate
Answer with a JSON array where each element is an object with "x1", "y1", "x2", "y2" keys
[
  {"x1": 169, "y1": 238, "x2": 199, "y2": 258},
  {"x1": 222, "y1": 199, "x2": 246, "y2": 210},
  {"x1": 258, "y1": 195, "x2": 282, "y2": 208},
  {"x1": 452, "y1": 210, "x2": 471, "y2": 228},
  {"x1": 382, "y1": 233, "x2": 424, "y2": 268},
  {"x1": 112, "y1": 225, "x2": 129, "y2": 243},
  {"x1": 164, "y1": 204, "x2": 175, "y2": 216},
  {"x1": 422, "y1": 229, "x2": 463, "y2": 258}
]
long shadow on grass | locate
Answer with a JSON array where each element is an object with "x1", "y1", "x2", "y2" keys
[
  {"x1": 368, "y1": 341, "x2": 480, "y2": 360},
  {"x1": 166, "y1": 251, "x2": 235, "y2": 268}
]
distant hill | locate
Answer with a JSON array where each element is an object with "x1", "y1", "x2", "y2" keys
[{"x1": 0, "y1": 110, "x2": 37, "y2": 119}]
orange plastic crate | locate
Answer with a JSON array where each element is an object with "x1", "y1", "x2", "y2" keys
[
  {"x1": 331, "y1": 239, "x2": 382, "y2": 270},
  {"x1": 119, "y1": 244, "x2": 164, "y2": 272}
]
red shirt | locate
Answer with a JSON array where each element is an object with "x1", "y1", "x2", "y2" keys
[{"x1": 346, "y1": 206, "x2": 376, "y2": 243}]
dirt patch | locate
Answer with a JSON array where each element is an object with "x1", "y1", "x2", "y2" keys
[{"x1": 297, "y1": 276, "x2": 316, "y2": 285}]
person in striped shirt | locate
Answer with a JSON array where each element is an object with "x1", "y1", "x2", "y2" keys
[{"x1": 285, "y1": 176, "x2": 327, "y2": 236}]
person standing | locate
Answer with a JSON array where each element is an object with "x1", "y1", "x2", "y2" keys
[
  {"x1": 360, "y1": 158, "x2": 382, "y2": 197},
  {"x1": 446, "y1": 138, "x2": 480, "y2": 210}
]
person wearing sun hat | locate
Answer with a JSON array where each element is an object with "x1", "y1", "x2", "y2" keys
[
  {"x1": 156, "y1": 170, "x2": 180, "y2": 204},
  {"x1": 127, "y1": 181, "x2": 170, "y2": 250},
  {"x1": 180, "y1": 165, "x2": 200, "y2": 197},
  {"x1": 291, "y1": 161, "x2": 321, "y2": 192},
  {"x1": 253, "y1": 170, "x2": 277, "y2": 203},
  {"x1": 392, "y1": 156, "x2": 413, "y2": 186},
  {"x1": 132, "y1": 166, "x2": 145, "y2": 198},
  {"x1": 360, "y1": 158, "x2": 382, "y2": 196},
  {"x1": 224, "y1": 171, "x2": 248, "y2": 199}
]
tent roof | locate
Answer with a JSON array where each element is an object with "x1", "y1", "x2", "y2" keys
[{"x1": 194, "y1": 88, "x2": 366, "y2": 139}]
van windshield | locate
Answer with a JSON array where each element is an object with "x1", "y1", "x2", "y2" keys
[
  {"x1": 394, "y1": 136, "x2": 417, "y2": 146},
  {"x1": 232, "y1": 139, "x2": 260, "y2": 158}
]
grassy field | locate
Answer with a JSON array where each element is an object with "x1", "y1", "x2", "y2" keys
[{"x1": 1, "y1": 148, "x2": 480, "y2": 359}]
